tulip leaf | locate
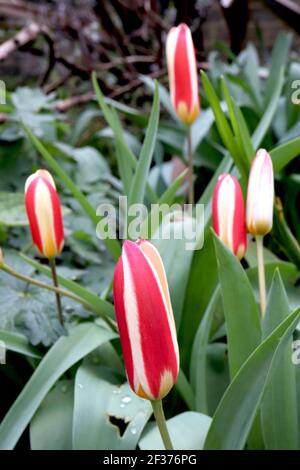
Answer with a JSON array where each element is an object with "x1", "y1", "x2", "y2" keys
[
  {"x1": 264, "y1": 32, "x2": 292, "y2": 108},
  {"x1": 128, "y1": 81, "x2": 160, "y2": 207},
  {"x1": 190, "y1": 286, "x2": 221, "y2": 414},
  {"x1": 201, "y1": 71, "x2": 239, "y2": 160},
  {"x1": 30, "y1": 380, "x2": 74, "y2": 450},
  {"x1": 175, "y1": 368, "x2": 196, "y2": 411},
  {"x1": 221, "y1": 77, "x2": 253, "y2": 174},
  {"x1": 252, "y1": 66, "x2": 284, "y2": 150},
  {"x1": 204, "y1": 305, "x2": 300, "y2": 450},
  {"x1": 151, "y1": 213, "x2": 196, "y2": 330},
  {"x1": 73, "y1": 366, "x2": 152, "y2": 450},
  {"x1": 139, "y1": 412, "x2": 212, "y2": 450},
  {"x1": 0, "y1": 330, "x2": 41, "y2": 359},
  {"x1": 261, "y1": 270, "x2": 298, "y2": 449},
  {"x1": 179, "y1": 228, "x2": 218, "y2": 370},
  {"x1": 213, "y1": 232, "x2": 261, "y2": 378},
  {"x1": 270, "y1": 137, "x2": 300, "y2": 173},
  {"x1": 92, "y1": 72, "x2": 133, "y2": 196},
  {"x1": 0, "y1": 323, "x2": 117, "y2": 450},
  {"x1": 139, "y1": 168, "x2": 188, "y2": 239}
]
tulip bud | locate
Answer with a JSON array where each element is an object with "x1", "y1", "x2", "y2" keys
[
  {"x1": 113, "y1": 240, "x2": 179, "y2": 400},
  {"x1": 246, "y1": 149, "x2": 274, "y2": 236},
  {"x1": 0, "y1": 247, "x2": 4, "y2": 268},
  {"x1": 213, "y1": 173, "x2": 247, "y2": 259},
  {"x1": 166, "y1": 23, "x2": 200, "y2": 125},
  {"x1": 25, "y1": 169, "x2": 64, "y2": 258}
]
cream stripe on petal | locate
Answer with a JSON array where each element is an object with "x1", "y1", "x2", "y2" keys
[
  {"x1": 122, "y1": 249, "x2": 153, "y2": 399},
  {"x1": 217, "y1": 175, "x2": 235, "y2": 252},
  {"x1": 36, "y1": 170, "x2": 56, "y2": 189},
  {"x1": 166, "y1": 27, "x2": 180, "y2": 107},
  {"x1": 35, "y1": 179, "x2": 57, "y2": 258},
  {"x1": 137, "y1": 242, "x2": 179, "y2": 370},
  {"x1": 25, "y1": 174, "x2": 38, "y2": 193},
  {"x1": 159, "y1": 370, "x2": 175, "y2": 399}
]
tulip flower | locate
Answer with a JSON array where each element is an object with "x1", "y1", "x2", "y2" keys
[
  {"x1": 212, "y1": 173, "x2": 247, "y2": 259},
  {"x1": 25, "y1": 169, "x2": 64, "y2": 259},
  {"x1": 113, "y1": 239, "x2": 179, "y2": 401},
  {"x1": 246, "y1": 149, "x2": 274, "y2": 236},
  {"x1": 246, "y1": 149, "x2": 274, "y2": 318},
  {"x1": 166, "y1": 23, "x2": 200, "y2": 125},
  {"x1": 25, "y1": 169, "x2": 64, "y2": 325},
  {"x1": 166, "y1": 23, "x2": 200, "y2": 205},
  {"x1": 113, "y1": 239, "x2": 178, "y2": 449}
]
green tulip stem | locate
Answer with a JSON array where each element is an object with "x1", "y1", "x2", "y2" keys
[
  {"x1": 256, "y1": 235, "x2": 267, "y2": 318},
  {"x1": 187, "y1": 125, "x2": 194, "y2": 206},
  {"x1": 151, "y1": 399, "x2": 174, "y2": 450},
  {"x1": 49, "y1": 257, "x2": 64, "y2": 326}
]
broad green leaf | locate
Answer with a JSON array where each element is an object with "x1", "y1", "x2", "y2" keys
[
  {"x1": 30, "y1": 380, "x2": 74, "y2": 450},
  {"x1": 270, "y1": 137, "x2": 300, "y2": 173},
  {"x1": 190, "y1": 108, "x2": 215, "y2": 153},
  {"x1": 0, "y1": 330, "x2": 41, "y2": 358},
  {"x1": 92, "y1": 73, "x2": 132, "y2": 195},
  {"x1": 261, "y1": 271, "x2": 298, "y2": 449},
  {"x1": 190, "y1": 287, "x2": 221, "y2": 413},
  {"x1": 151, "y1": 213, "x2": 196, "y2": 329},
  {"x1": 201, "y1": 71, "x2": 239, "y2": 158},
  {"x1": 0, "y1": 323, "x2": 117, "y2": 449},
  {"x1": 213, "y1": 233, "x2": 261, "y2": 378},
  {"x1": 221, "y1": 77, "x2": 253, "y2": 175},
  {"x1": 73, "y1": 366, "x2": 151, "y2": 450},
  {"x1": 179, "y1": 229, "x2": 218, "y2": 370},
  {"x1": 139, "y1": 169, "x2": 188, "y2": 239},
  {"x1": 252, "y1": 67, "x2": 284, "y2": 150},
  {"x1": 264, "y1": 32, "x2": 292, "y2": 108},
  {"x1": 23, "y1": 124, "x2": 121, "y2": 261},
  {"x1": 206, "y1": 343, "x2": 230, "y2": 416},
  {"x1": 140, "y1": 412, "x2": 211, "y2": 450},
  {"x1": 204, "y1": 306, "x2": 300, "y2": 450},
  {"x1": 128, "y1": 82, "x2": 159, "y2": 207},
  {"x1": 175, "y1": 368, "x2": 196, "y2": 411},
  {"x1": 92, "y1": 72, "x2": 158, "y2": 203}
]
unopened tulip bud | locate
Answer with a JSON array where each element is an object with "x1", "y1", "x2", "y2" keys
[
  {"x1": 166, "y1": 23, "x2": 200, "y2": 125},
  {"x1": 0, "y1": 248, "x2": 4, "y2": 268},
  {"x1": 246, "y1": 149, "x2": 274, "y2": 236},
  {"x1": 213, "y1": 173, "x2": 247, "y2": 259},
  {"x1": 113, "y1": 240, "x2": 179, "y2": 400},
  {"x1": 25, "y1": 169, "x2": 64, "y2": 258}
]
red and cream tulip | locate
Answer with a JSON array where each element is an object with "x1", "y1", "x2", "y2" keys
[
  {"x1": 166, "y1": 23, "x2": 200, "y2": 125},
  {"x1": 25, "y1": 169, "x2": 64, "y2": 259},
  {"x1": 113, "y1": 240, "x2": 179, "y2": 401},
  {"x1": 246, "y1": 149, "x2": 274, "y2": 236},
  {"x1": 213, "y1": 173, "x2": 247, "y2": 259}
]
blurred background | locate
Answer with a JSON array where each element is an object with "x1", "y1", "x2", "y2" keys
[{"x1": 0, "y1": 0, "x2": 300, "y2": 99}]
